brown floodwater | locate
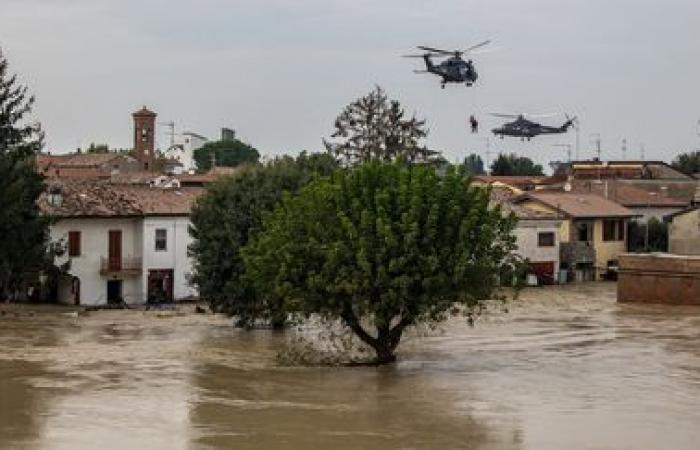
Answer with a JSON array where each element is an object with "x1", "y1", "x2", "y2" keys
[{"x1": 1, "y1": 283, "x2": 699, "y2": 450}]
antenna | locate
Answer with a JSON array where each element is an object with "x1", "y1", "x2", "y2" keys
[
  {"x1": 640, "y1": 143, "x2": 645, "y2": 160},
  {"x1": 621, "y1": 138, "x2": 627, "y2": 161},
  {"x1": 482, "y1": 137, "x2": 492, "y2": 174},
  {"x1": 589, "y1": 133, "x2": 601, "y2": 160},
  {"x1": 159, "y1": 121, "x2": 176, "y2": 149}
]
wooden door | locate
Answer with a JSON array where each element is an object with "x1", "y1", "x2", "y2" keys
[{"x1": 108, "y1": 230, "x2": 122, "y2": 271}]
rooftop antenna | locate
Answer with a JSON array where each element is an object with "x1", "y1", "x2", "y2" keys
[
  {"x1": 589, "y1": 133, "x2": 601, "y2": 160},
  {"x1": 159, "y1": 121, "x2": 176, "y2": 149},
  {"x1": 640, "y1": 143, "x2": 646, "y2": 160},
  {"x1": 621, "y1": 138, "x2": 627, "y2": 161}
]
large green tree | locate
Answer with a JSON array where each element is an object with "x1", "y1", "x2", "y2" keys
[
  {"x1": 189, "y1": 152, "x2": 338, "y2": 326},
  {"x1": 490, "y1": 153, "x2": 544, "y2": 176},
  {"x1": 194, "y1": 138, "x2": 260, "y2": 172},
  {"x1": 671, "y1": 151, "x2": 700, "y2": 176},
  {"x1": 242, "y1": 162, "x2": 522, "y2": 364},
  {"x1": 324, "y1": 86, "x2": 440, "y2": 166},
  {"x1": 0, "y1": 49, "x2": 52, "y2": 300}
]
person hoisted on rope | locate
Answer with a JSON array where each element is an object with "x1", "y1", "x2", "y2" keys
[{"x1": 469, "y1": 115, "x2": 479, "y2": 133}]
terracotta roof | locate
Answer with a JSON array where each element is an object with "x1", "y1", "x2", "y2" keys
[
  {"x1": 514, "y1": 192, "x2": 639, "y2": 219},
  {"x1": 567, "y1": 180, "x2": 690, "y2": 207},
  {"x1": 488, "y1": 188, "x2": 560, "y2": 220},
  {"x1": 39, "y1": 179, "x2": 204, "y2": 218}
]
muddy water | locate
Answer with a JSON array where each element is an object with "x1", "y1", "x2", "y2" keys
[{"x1": 1, "y1": 283, "x2": 699, "y2": 450}]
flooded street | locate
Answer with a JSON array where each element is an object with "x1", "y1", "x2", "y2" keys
[{"x1": 1, "y1": 283, "x2": 700, "y2": 450}]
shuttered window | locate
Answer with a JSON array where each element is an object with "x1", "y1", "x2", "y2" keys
[{"x1": 68, "y1": 231, "x2": 81, "y2": 256}]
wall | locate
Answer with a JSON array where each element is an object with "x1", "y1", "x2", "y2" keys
[
  {"x1": 669, "y1": 209, "x2": 700, "y2": 255},
  {"x1": 513, "y1": 220, "x2": 561, "y2": 275},
  {"x1": 142, "y1": 216, "x2": 198, "y2": 300},
  {"x1": 592, "y1": 219, "x2": 627, "y2": 278},
  {"x1": 618, "y1": 253, "x2": 700, "y2": 304},
  {"x1": 51, "y1": 218, "x2": 143, "y2": 305},
  {"x1": 628, "y1": 206, "x2": 683, "y2": 223}
]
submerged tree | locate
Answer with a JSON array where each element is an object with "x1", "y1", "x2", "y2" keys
[
  {"x1": 189, "y1": 152, "x2": 338, "y2": 327},
  {"x1": 324, "y1": 86, "x2": 440, "y2": 166},
  {"x1": 243, "y1": 162, "x2": 522, "y2": 364},
  {"x1": 0, "y1": 48, "x2": 52, "y2": 300}
]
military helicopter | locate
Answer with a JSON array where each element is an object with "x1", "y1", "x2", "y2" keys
[
  {"x1": 491, "y1": 113, "x2": 577, "y2": 141},
  {"x1": 403, "y1": 41, "x2": 491, "y2": 88}
]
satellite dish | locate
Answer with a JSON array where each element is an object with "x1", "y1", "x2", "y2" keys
[{"x1": 564, "y1": 182, "x2": 572, "y2": 192}]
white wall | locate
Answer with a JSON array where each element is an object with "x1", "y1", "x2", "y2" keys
[
  {"x1": 513, "y1": 219, "x2": 561, "y2": 274},
  {"x1": 142, "y1": 216, "x2": 197, "y2": 300},
  {"x1": 52, "y1": 218, "x2": 143, "y2": 305}
]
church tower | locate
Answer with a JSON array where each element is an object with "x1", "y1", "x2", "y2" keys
[{"x1": 132, "y1": 106, "x2": 157, "y2": 171}]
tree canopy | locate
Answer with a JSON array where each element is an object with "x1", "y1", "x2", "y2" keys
[
  {"x1": 324, "y1": 86, "x2": 440, "y2": 166},
  {"x1": 490, "y1": 153, "x2": 544, "y2": 176},
  {"x1": 242, "y1": 162, "x2": 522, "y2": 363},
  {"x1": 671, "y1": 151, "x2": 700, "y2": 176},
  {"x1": 188, "y1": 152, "x2": 338, "y2": 327},
  {"x1": 462, "y1": 153, "x2": 486, "y2": 175},
  {"x1": 193, "y1": 138, "x2": 260, "y2": 172},
  {"x1": 0, "y1": 48, "x2": 54, "y2": 300}
]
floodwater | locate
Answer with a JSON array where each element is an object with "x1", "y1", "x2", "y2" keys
[{"x1": 1, "y1": 284, "x2": 700, "y2": 450}]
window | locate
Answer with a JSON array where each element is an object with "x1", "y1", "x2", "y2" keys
[
  {"x1": 68, "y1": 231, "x2": 81, "y2": 256},
  {"x1": 538, "y1": 232, "x2": 555, "y2": 247},
  {"x1": 576, "y1": 221, "x2": 593, "y2": 242},
  {"x1": 155, "y1": 229, "x2": 167, "y2": 251},
  {"x1": 603, "y1": 219, "x2": 625, "y2": 241}
]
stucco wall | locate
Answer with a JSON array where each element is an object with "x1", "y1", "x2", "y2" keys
[
  {"x1": 618, "y1": 253, "x2": 700, "y2": 304},
  {"x1": 669, "y1": 209, "x2": 700, "y2": 255},
  {"x1": 513, "y1": 220, "x2": 560, "y2": 274},
  {"x1": 52, "y1": 218, "x2": 143, "y2": 305},
  {"x1": 592, "y1": 220, "x2": 627, "y2": 277},
  {"x1": 142, "y1": 216, "x2": 197, "y2": 300}
]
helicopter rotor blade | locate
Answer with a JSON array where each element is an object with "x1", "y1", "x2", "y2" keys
[
  {"x1": 417, "y1": 45, "x2": 452, "y2": 55},
  {"x1": 490, "y1": 113, "x2": 520, "y2": 119},
  {"x1": 402, "y1": 54, "x2": 426, "y2": 58},
  {"x1": 465, "y1": 39, "x2": 492, "y2": 53}
]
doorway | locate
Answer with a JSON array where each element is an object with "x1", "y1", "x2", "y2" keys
[
  {"x1": 107, "y1": 279, "x2": 123, "y2": 304},
  {"x1": 148, "y1": 269, "x2": 174, "y2": 303}
]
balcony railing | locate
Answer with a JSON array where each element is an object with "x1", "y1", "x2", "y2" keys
[
  {"x1": 100, "y1": 256, "x2": 142, "y2": 276},
  {"x1": 560, "y1": 241, "x2": 596, "y2": 265}
]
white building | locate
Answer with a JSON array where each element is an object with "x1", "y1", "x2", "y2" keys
[
  {"x1": 41, "y1": 179, "x2": 204, "y2": 305},
  {"x1": 167, "y1": 131, "x2": 208, "y2": 174},
  {"x1": 490, "y1": 188, "x2": 562, "y2": 284}
]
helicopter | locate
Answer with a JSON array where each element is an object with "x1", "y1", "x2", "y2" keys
[
  {"x1": 403, "y1": 41, "x2": 491, "y2": 88},
  {"x1": 491, "y1": 114, "x2": 577, "y2": 141}
]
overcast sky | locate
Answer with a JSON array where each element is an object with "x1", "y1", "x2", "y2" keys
[{"x1": 2, "y1": 0, "x2": 700, "y2": 169}]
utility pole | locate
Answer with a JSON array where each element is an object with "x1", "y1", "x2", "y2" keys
[
  {"x1": 621, "y1": 138, "x2": 627, "y2": 161},
  {"x1": 483, "y1": 137, "x2": 492, "y2": 175},
  {"x1": 640, "y1": 143, "x2": 645, "y2": 160}
]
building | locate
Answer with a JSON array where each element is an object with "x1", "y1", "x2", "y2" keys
[
  {"x1": 473, "y1": 175, "x2": 548, "y2": 192},
  {"x1": 490, "y1": 189, "x2": 562, "y2": 284},
  {"x1": 37, "y1": 153, "x2": 141, "y2": 179},
  {"x1": 132, "y1": 106, "x2": 157, "y2": 171},
  {"x1": 40, "y1": 179, "x2": 204, "y2": 305},
  {"x1": 666, "y1": 207, "x2": 700, "y2": 255},
  {"x1": 513, "y1": 192, "x2": 639, "y2": 281}
]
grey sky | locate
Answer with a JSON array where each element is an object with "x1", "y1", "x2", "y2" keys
[{"x1": 2, "y1": 0, "x2": 700, "y2": 169}]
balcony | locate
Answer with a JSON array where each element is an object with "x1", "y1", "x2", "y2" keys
[
  {"x1": 100, "y1": 257, "x2": 142, "y2": 276},
  {"x1": 560, "y1": 241, "x2": 596, "y2": 265}
]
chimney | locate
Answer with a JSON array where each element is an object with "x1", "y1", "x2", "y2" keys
[{"x1": 132, "y1": 106, "x2": 157, "y2": 171}]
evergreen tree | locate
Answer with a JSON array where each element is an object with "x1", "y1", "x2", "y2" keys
[
  {"x1": 0, "y1": 48, "x2": 52, "y2": 300},
  {"x1": 324, "y1": 86, "x2": 440, "y2": 166}
]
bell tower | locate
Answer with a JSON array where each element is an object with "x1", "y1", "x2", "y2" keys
[{"x1": 132, "y1": 106, "x2": 157, "y2": 171}]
